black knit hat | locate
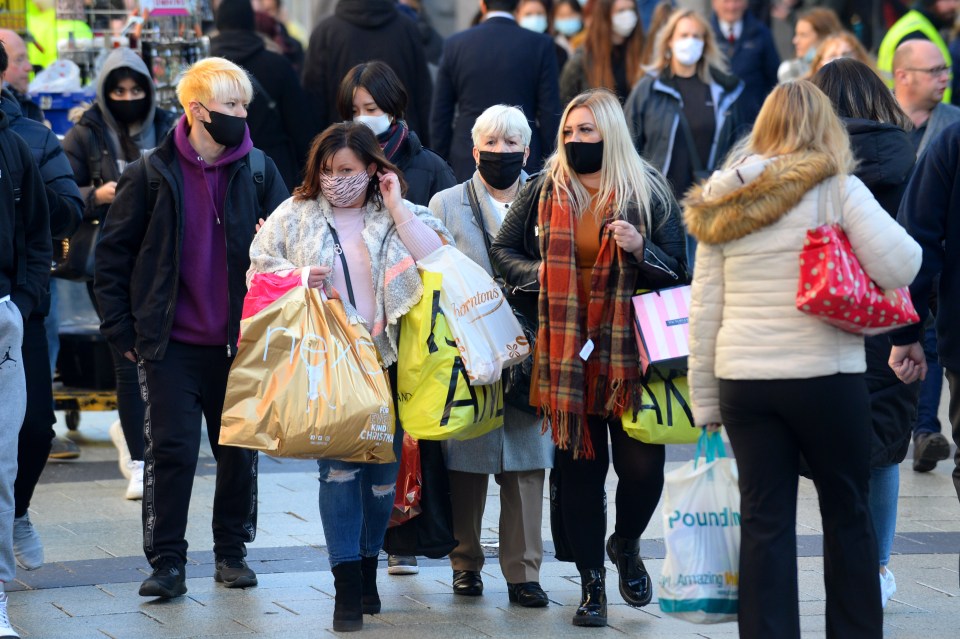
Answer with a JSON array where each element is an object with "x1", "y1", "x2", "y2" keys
[{"x1": 216, "y1": 0, "x2": 256, "y2": 32}]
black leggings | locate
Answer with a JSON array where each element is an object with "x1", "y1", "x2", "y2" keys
[{"x1": 554, "y1": 415, "x2": 665, "y2": 571}]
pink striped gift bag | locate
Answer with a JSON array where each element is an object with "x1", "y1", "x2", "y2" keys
[{"x1": 632, "y1": 285, "x2": 692, "y2": 375}]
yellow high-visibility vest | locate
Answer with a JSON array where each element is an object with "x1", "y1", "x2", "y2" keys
[
  {"x1": 26, "y1": 1, "x2": 93, "y2": 71},
  {"x1": 878, "y1": 10, "x2": 952, "y2": 104}
]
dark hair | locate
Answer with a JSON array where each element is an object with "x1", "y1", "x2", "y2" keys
[
  {"x1": 0, "y1": 40, "x2": 7, "y2": 75},
  {"x1": 486, "y1": 0, "x2": 520, "y2": 12},
  {"x1": 295, "y1": 122, "x2": 408, "y2": 207},
  {"x1": 551, "y1": 0, "x2": 582, "y2": 17},
  {"x1": 336, "y1": 61, "x2": 408, "y2": 121},
  {"x1": 104, "y1": 66, "x2": 149, "y2": 97},
  {"x1": 216, "y1": 0, "x2": 256, "y2": 31},
  {"x1": 811, "y1": 58, "x2": 912, "y2": 130}
]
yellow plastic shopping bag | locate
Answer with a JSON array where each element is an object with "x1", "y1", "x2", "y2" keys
[
  {"x1": 622, "y1": 370, "x2": 700, "y2": 444},
  {"x1": 220, "y1": 284, "x2": 396, "y2": 463},
  {"x1": 397, "y1": 271, "x2": 504, "y2": 440}
]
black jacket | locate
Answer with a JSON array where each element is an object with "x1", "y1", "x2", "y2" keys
[
  {"x1": 303, "y1": 0, "x2": 432, "y2": 139},
  {"x1": 392, "y1": 129, "x2": 456, "y2": 207},
  {"x1": 893, "y1": 121, "x2": 960, "y2": 371},
  {"x1": 430, "y1": 16, "x2": 561, "y2": 181},
  {"x1": 0, "y1": 109, "x2": 51, "y2": 320},
  {"x1": 845, "y1": 117, "x2": 920, "y2": 466},
  {"x1": 62, "y1": 105, "x2": 177, "y2": 222},
  {"x1": 93, "y1": 131, "x2": 289, "y2": 361},
  {"x1": 211, "y1": 29, "x2": 317, "y2": 191},
  {"x1": 490, "y1": 172, "x2": 688, "y2": 297},
  {"x1": 712, "y1": 11, "x2": 779, "y2": 126},
  {"x1": 1, "y1": 90, "x2": 82, "y2": 243}
]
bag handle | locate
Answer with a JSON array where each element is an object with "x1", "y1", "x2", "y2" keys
[
  {"x1": 327, "y1": 224, "x2": 357, "y2": 309},
  {"x1": 694, "y1": 430, "x2": 728, "y2": 468},
  {"x1": 817, "y1": 176, "x2": 844, "y2": 227}
]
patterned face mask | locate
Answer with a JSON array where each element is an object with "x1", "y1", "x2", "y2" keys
[{"x1": 320, "y1": 171, "x2": 370, "y2": 207}]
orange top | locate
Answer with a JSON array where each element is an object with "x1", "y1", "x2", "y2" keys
[{"x1": 575, "y1": 187, "x2": 605, "y2": 298}]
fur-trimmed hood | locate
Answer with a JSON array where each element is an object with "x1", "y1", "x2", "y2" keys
[{"x1": 683, "y1": 152, "x2": 839, "y2": 244}]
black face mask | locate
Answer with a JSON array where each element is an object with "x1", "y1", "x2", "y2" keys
[
  {"x1": 108, "y1": 97, "x2": 149, "y2": 125},
  {"x1": 477, "y1": 151, "x2": 525, "y2": 190},
  {"x1": 199, "y1": 103, "x2": 247, "y2": 148},
  {"x1": 565, "y1": 140, "x2": 604, "y2": 175}
]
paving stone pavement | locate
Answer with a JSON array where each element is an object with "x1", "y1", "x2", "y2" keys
[{"x1": 8, "y1": 388, "x2": 960, "y2": 639}]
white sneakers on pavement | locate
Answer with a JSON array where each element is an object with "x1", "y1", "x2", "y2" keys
[
  {"x1": 12, "y1": 514, "x2": 43, "y2": 571},
  {"x1": 125, "y1": 460, "x2": 145, "y2": 501},
  {"x1": 880, "y1": 567, "x2": 897, "y2": 608},
  {"x1": 109, "y1": 420, "x2": 132, "y2": 479},
  {"x1": 0, "y1": 591, "x2": 20, "y2": 638}
]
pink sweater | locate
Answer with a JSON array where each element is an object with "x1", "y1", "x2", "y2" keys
[{"x1": 331, "y1": 206, "x2": 442, "y2": 330}]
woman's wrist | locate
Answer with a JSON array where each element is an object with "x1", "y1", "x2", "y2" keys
[{"x1": 389, "y1": 202, "x2": 413, "y2": 224}]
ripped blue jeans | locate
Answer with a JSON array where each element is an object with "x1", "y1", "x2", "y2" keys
[{"x1": 317, "y1": 432, "x2": 401, "y2": 567}]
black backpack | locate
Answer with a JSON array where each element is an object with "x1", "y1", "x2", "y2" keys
[{"x1": 142, "y1": 146, "x2": 266, "y2": 214}]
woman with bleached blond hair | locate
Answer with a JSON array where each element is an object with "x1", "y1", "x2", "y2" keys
[
  {"x1": 623, "y1": 8, "x2": 746, "y2": 265},
  {"x1": 684, "y1": 80, "x2": 921, "y2": 638},
  {"x1": 491, "y1": 88, "x2": 687, "y2": 628}
]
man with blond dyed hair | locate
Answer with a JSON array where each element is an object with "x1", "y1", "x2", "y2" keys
[{"x1": 94, "y1": 57, "x2": 289, "y2": 599}]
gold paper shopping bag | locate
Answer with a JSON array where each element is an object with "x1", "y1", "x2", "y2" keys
[{"x1": 220, "y1": 286, "x2": 396, "y2": 463}]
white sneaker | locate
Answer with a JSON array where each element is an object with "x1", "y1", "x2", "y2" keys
[
  {"x1": 12, "y1": 514, "x2": 43, "y2": 571},
  {"x1": 0, "y1": 592, "x2": 20, "y2": 638},
  {"x1": 125, "y1": 460, "x2": 144, "y2": 500},
  {"x1": 880, "y1": 567, "x2": 897, "y2": 608},
  {"x1": 109, "y1": 420, "x2": 133, "y2": 479}
]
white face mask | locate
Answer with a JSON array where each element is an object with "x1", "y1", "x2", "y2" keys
[
  {"x1": 611, "y1": 9, "x2": 638, "y2": 38},
  {"x1": 671, "y1": 37, "x2": 705, "y2": 67},
  {"x1": 354, "y1": 113, "x2": 392, "y2": 137},
  {"x1": 519, "y1": 14, "x2": 548, "y2": 33}
]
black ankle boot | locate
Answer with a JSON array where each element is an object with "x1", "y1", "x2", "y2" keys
[
  {"x1": 606, "y1": 532, "x2": 653, "y2": 607},
  {"x1": 360, "y1": 556, "x2": 381, "y2": 614},
  {"x1": 572, "y1": 568, "x2": 607, "y2": 627},
  {"x1": 332, "y1": 561, "x2": 363, "y2": 632}
]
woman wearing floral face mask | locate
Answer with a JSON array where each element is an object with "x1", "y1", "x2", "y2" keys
[
  {"x1": 249, "y1": 121, "x2": 453, "y2": 632},
  {"x1": 559, "y1": 0, "x2": 645, "y2": 105},
  {"x1": 336, "y1": 61, "x2": 455, "y2": 207},
  {"x1": 492, "y1": 89, "x2": 687, "y2": 627},
  {"x1": 624, "y1": 8, "x2": 746, "y2": 267}
]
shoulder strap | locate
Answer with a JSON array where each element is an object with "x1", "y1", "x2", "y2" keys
[
  {"x1": 327, "y1": 224, "x2": 357, "y2": 309},
  {"x1": 248, "y1": 74, "x2": 277, "y2": 112},
  {"x1": 143, "y1": 148, "x2": 161, "y2": 214},
  {"x1": 249, "y1": 148, "x2": 265, "y2": 207},
  {"x1": 466, "y1": 180, "x2": 493, "y2": 256},
  {"x1": 87, "y1": 126, "x2": 103, "y2": 187}
]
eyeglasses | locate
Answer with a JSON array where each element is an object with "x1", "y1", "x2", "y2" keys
[{"x1": 904, "y1": 65, "x2": 952, "y2": 77}]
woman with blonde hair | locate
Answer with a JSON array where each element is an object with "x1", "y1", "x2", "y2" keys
[
  {"x1": 624, "y1": 8, "x2": 745, "y2": 264},
  {"x1": 559, "y1": 0, "x2": 645, "y2": 105},
  {"x1": 808, "y1": 30, "x2": 877, "y2": 76},
  {"x1": 491, "y1": 88, "x2": 687, "y2": 627},
  {"x1": 684, "y1": 80, "x2": 922, "y2": 638},
  {"x1": 777, "y1": 7, "x2": 843, "y2": 82}
]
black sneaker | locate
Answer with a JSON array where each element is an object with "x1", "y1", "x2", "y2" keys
[
  {"x1": 139, "y1": 558, "x2": 187, "y2": 599},
  {"x1": 214, "y1": 555, "x2": 258, "y2": 588}
]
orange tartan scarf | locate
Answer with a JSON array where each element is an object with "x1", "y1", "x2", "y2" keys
[{"x1": 537, "y1": 183, "x2": 644, "y2": 460}]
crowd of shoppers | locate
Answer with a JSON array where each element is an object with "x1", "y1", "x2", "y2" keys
[{"x1": 2, "y1": 0, "x2": 960, "y2": 637}]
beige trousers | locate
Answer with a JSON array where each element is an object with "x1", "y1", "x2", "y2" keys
[{"x1": 447, "y1": 469, "x2": 545, "y2": 583}]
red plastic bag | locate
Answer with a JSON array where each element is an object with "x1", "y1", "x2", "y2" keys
[
  {"x1": 242, "y1": 271, "x2": 305, "y2": 321},
  {"x1": 795, "y1": 180, "x2": 919, "y2": 336},
  {"x1": 388, "y1": 433, "x2": 422, "y2": 528}
]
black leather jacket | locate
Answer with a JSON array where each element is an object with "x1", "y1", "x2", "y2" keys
[{"x1": 490, "y1": 172, "x2": 689, "y2": 295}]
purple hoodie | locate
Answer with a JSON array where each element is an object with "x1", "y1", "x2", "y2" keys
[{"x1": 170, "y1": 115, "x2": 253, "y2": 346}]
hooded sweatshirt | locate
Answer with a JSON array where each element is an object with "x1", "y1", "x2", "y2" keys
[
  {"x1": 170, "y1": 115, "x2": 254, "y2": 346},
  {"x1": 96, "y1": 47, "x2": 159, "y2": 163}
]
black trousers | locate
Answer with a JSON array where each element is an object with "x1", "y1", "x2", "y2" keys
[
  {"x1": 719, "y1": 374, "x2": 882, "y2": 639},
  {"x1": 111, "y1": 345, "x2": 145, "y2": 460},
  {"x1": 554, "y1": 415, "x2": 665, "y2": 571},
  {"x1": 140, "y1": 340, "x2": 258, "y2": 566},
  {"x1": 14, "y1": 315, "x2": 55, "y2": 517},
  {"x1": 945, "y1": 369, "x2": 960, "y2": 503}
]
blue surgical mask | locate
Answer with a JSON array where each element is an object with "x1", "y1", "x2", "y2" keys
[
  {"x1": 519, "y1": 14, "x2": 549, "y2": 33},
  {"x1": 554, "y1": 16, "x2": 583, "y2": 36}
]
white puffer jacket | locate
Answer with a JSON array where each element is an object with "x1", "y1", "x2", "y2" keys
[{"x1": 683, "y1": 152, "x2": 922, "y2": 426}]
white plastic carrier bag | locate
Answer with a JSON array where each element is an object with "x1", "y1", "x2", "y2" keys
[
  {"x1": 659, "y1": 429, "x2": 740, "y2": 624},
  {"x1": 417, "y1": 244, "x2": 530, "y2": 385}
]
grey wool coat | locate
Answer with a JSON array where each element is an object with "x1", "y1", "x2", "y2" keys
[{"x1": 428, "y1": 171, "x2": 554, "y2": 474}]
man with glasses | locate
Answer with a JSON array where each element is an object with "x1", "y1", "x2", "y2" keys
[
  {"x1": 894, "y1": 39, "x2": 960, "y2": 156},
  {"x1": 878, "y1": 0, "x2": 958, "y2": 102}
]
